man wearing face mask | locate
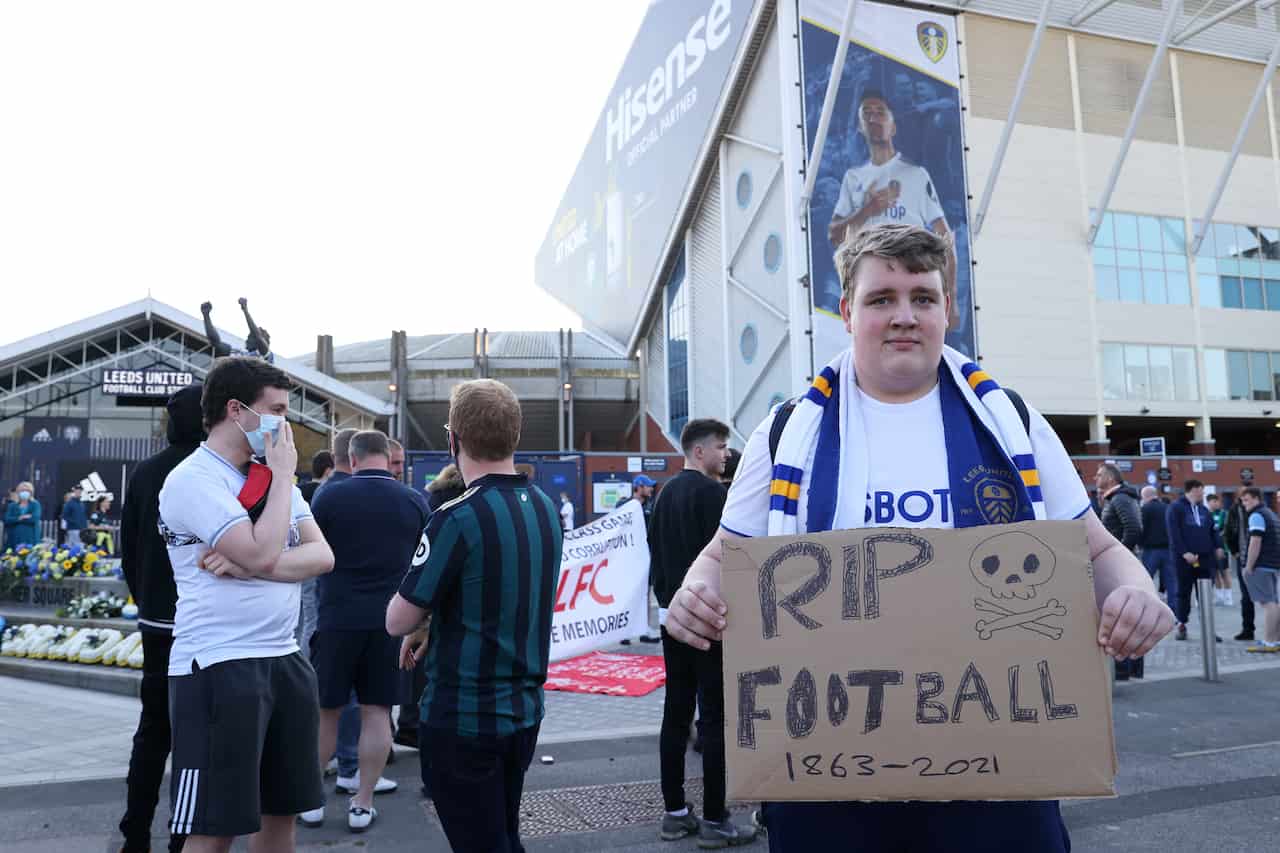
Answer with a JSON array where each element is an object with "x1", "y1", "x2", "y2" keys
[{"x1": 158, "y1": 356, "x2": 335, "y2": 852}]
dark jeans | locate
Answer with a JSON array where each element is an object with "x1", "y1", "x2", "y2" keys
[
  {"x1": 1173, "y1": 553, "x2": 1215, "y2": 625},
  {"x1": 428, "y1": 723, "x2": 540, "y2": 853},
  {"x1": 660, "y1": 627, "x2": 727, "y2": 821},
  {"x1": 1236, "y1": 559, "x2": 1256, "y2": 633},
  {"x1": 1141, "y1": 547, "x2": 1177, "y2": 603},
  {"x1": 119, "y1": 632, "x2": 185, "y2": 853},
  {"x1": 761, "y1": 800, "x2": 1069, "y2": 852}
]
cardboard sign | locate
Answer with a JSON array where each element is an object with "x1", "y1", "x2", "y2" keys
[{"x1": 721, "y1": 520, "x2": 1116, "y2": 802}]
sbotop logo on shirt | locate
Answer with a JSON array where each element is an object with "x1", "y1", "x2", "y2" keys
[{"x1": 864, "y1": 489, "x2": 952, "y2": 525}]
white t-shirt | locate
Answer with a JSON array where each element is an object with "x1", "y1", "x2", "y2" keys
[
  {"x1": 560, "y1": 501, "x2": 574, "y2": 531},
  {"x1": 721, "y1": 384, "x2": 1090, "y2": 539},
  {"x1": 158, "y1": 444, "x2": 312, "y2": 676},
  {"x1": 832, "y1": 153, "x2": 946, "y2": 230}
]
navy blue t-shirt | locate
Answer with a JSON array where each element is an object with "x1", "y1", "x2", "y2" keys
[{"x1": 311, "y1": 469, "x2": 430, "y2": 631}]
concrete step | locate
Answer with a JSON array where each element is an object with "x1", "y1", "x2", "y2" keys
[{"x1": 0, "y1": 656, "x2": 140, "y2": 698}]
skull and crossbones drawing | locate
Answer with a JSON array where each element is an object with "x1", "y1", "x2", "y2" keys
[{"x1": 969, "y1": 531, "x2": 1066, "y2": 640}]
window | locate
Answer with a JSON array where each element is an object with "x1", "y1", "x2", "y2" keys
[
  {"x1": 1204, "y1": 349, "x2": 1228, "y2": 401},
  {"x1": 665, "y1": 250, "x2": 689, "y2": 436},
  {"x1": 1227, "y1": 350, "x2": 1250, "y2": 401},
  {"x1": 1196, "y1": 218, "x2": 1280, "y2": 311},
  {"x1": 1093, "y1": 212, "x2": 1189, "y2": 305},
  {"x1": 1206, "y1": 348, "x2": 1280, "y2": 402},
  {"x1": 1101, "y1": 343, "x2": 1199, "y2": 401},
  {"x1": 1251, "y1": 351, "x2": 1273, "y2": 400}
]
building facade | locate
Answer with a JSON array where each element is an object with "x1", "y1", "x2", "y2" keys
[{"x1": 537, "y1": 0, "x2": 1280, "y2": 481}]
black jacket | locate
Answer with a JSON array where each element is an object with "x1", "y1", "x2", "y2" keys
[
  {"x1": 426, "y1": 467, "x2": 467, "y2": 515},
  {"x1": 1223, "y1": 499, "x2": 1250, "y2": 558},
  {"x1": 647, "y1": 469, "x2": 726, "y2": 608},
  {"x1": 1100, "y1": 484, "x2": 1142, "y2": 551},
  {"x1": 1139, "y1": 499, "x2": 1170, "y2": 549},
  {"x1": 120, "y1": 386, "x2": 205, "y2": 635}
]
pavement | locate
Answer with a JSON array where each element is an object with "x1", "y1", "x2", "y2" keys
[{"x1": 1, "y1": 597, "x2": 1277, "y2": 851}]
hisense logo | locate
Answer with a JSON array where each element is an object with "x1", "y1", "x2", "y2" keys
[
  {"x1": 79, "y1": 472, "x2": 113, "y2": 502},
  {"x1": 604, "y1": 0, "x2": 733, "y2": 164}
]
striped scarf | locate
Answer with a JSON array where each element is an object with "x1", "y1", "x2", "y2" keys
[{"x1": 767, "y1": 346, "x2": 1045, "y2": 536}]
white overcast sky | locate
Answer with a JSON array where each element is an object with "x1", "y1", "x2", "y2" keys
[{"x1": 0, "y1": 1, "x2": 649, "y2": 357}]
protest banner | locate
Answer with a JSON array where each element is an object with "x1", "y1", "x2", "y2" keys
[
  {"x1": 720, "y1": 520, "x2": 1117, "y2": 801},
  {"x1": 550, "y1": 500, "x2": 651, "y2": 662}
]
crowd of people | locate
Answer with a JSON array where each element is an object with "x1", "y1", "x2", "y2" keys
[
  {"x1": 1094, "y1": 463, "x2": 1280, "y2": 673},
  {"x1": 115, "y1": 357, "x2": 561, "y2": 853},
  {"x1": 99, "y1": 224, "x2": 1278, "y2": 853}
]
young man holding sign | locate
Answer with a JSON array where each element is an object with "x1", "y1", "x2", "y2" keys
[{"x1": 664, "y1": 224, "x2": 1173, "y2": 852}]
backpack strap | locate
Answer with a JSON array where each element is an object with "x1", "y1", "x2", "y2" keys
[
  {"x1": 768, "y1": 387, "x2": 1032, "y2": 464},
  {"x1": 768, "y1": 398, "x2": 799, "y2": 464},
  {"x1": 1004, "y1": 387, "x2": 1032, "y2": 436}
]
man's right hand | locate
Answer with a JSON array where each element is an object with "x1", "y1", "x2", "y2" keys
[
  {"x1": 665, "y1": 580, "x2": 728, "y2": 652},
  {"x1": 1183, "y1": 552, "x2": 1197, "y2": 565},
  {"x1": 265, "y1": 420, "x2": 297, "y2": 481},
  {"x1": 200, "y1": 301, "x2": 212, "y2": 315},
  {"x1": 860, "y1": 180, "x2": 898, "y2": 218},
  {"x1": 400, "y1": 627, "x2": 428, "y2": 670}
]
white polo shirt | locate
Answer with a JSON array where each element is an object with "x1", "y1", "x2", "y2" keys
[{"x1": 158, "y1": 444, "x2": 311, "y2": 675}]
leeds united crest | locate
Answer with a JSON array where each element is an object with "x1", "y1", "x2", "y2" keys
[{"x1": 917, "y1": 21, "x2": 948, "y2": 64}]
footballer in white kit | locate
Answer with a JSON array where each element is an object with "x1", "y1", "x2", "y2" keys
[{"x1": 828, "y1": 89, "x2": 957, "y2": 326}]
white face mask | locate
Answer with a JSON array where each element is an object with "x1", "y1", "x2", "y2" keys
[
  {"x1": 18, "y1": 490, "x2": 31, "y2": 501},
  {"x1": 233, "y1": 400, "x2": 284, "y2": 457}
]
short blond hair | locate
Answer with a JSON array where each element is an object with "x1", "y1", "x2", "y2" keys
[
  {"x1": 835, "y1": 223, "x2": 951, "y2": 301},
  {"x1": 448, "y1": 379, "x2": 522, "y2": 461}
]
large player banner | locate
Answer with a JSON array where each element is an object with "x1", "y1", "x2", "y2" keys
[
  {"x1": 801, "y1": 1, "x2": 975, "y2": 363},
  {"x1": 550, "y1": 500, "x2": 651, "y2": 662}
]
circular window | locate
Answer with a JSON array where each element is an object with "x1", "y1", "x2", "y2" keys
[
  {"x1": 736, "y1": 171, "x2": 753, "y2": 209},
  {"x1": 739, "y1": 324, "x2": 759, "y2": 364},
  {"x1": 763, "y1": 233, "x2": 783, "y2": 273}
]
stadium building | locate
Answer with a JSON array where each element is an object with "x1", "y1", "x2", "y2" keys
[{"x1": 536, "y1": 0, "x2": 1280, "y2": 497}]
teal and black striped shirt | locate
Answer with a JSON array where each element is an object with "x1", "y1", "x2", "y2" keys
[{"x1": 399, "y1": 473, "x2": 562, "y2": 737}]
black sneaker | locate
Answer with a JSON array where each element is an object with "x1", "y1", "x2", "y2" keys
[
  {"x1": 697, "y1": 816, "x2": 759, "y2": 848},
  {"x1": 660, "y1": 805, "x2": 700, "y2": 841},
  {"x1": 620, "y1": 639, "x2": 633, "y2": 645},
  {"x1": 639, "y1": 634, "x2": 661, "y2": 644},
  {"x1": 1235, "y1": 630, "x2": 1255, "y2": 641},
  {"x1": 1176, "y1": 624, "x2": 1188, "y2": 641}
]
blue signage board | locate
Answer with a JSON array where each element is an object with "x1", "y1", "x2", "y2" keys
[{"x1": 1139, "y1": 437, "x2": 1165, "y2": 458}]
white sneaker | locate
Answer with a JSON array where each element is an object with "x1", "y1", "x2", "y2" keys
[
  {"x1": 348, "y1": 801, "x2": 377, "y2": 833},
  {"x1": 1225, "y1": 590, "x2": 1234, "y2": 607},
  {"x1": 298, "y1": 806, "x2": 324, "y2": 827},
  {"x1": 336, "y1": 773, "x2": 399, "y2": 795},
  {"x1": 324, "y1": 757, "x2": 338, "y2": 777}
]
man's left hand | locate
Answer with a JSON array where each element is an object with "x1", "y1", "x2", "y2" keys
[{"x1": 1097, "y1": 585, "x2": 1175, "y2": 659}]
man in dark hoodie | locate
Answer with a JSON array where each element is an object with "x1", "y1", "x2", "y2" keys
[
  {"x1": 1167, "y1": 479, "x2": 1226, "y2": 641},
  {"x1": 1095, "y1": 463, "x2": 1143, "y2": 678},
  {"x1": 117, "y1": 384, "x2": 204, "y2": 853}
]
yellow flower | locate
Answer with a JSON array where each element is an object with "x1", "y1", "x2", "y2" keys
[
  {"x1": 18, "y1": 548, "x2": 29, "y2": 556},
  {"x1": 62, "y1": 560, "x2": 74, "y2": 570},
  {"x1": 84, "y1": 552, "x2": 98, "y2": 564}
]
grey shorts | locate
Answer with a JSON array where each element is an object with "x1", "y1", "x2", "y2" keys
[
  {"x1": 168, "y1": 652, "x2": 323, "y2": 837},
  {"x1": 1245, "y1": 566, "x2": 1280, "y2": 604}
]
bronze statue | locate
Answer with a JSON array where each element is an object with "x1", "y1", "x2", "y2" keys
[{"x1": 200, "y1": 299, "x2": 274, "y2": 362}]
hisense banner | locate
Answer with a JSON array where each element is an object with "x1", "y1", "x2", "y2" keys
[
  {"x1": 535, "y1": 0, "x2": 754, "y2": 347},
  {"x1": 550, "y1": 500, "x2": 651, "y2": 662},
  {"x1": 800, "y1": 1, "x2": 976, "y2": 363}
]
